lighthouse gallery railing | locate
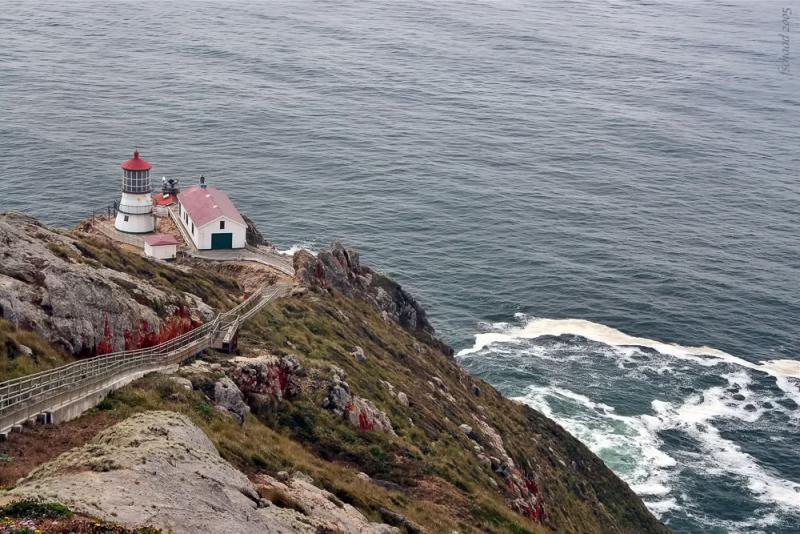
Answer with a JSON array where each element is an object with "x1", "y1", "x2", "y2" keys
[{"x1": 0, "y1": 283, "x2": 285, "y2": 433}]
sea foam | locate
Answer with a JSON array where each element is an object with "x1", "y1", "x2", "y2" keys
[
  {"x1": 277, "y1": 243, "x2": 318, "y2": 256},
  {"x1": 651, "y1": 371, "x2": 800, "y2": 511},
  {"x1": 470, "y1": 316, "x2": 800, "y2": 521},
  {"x1": 457, "y1": 317, "x2": 800, "y2": 383}
]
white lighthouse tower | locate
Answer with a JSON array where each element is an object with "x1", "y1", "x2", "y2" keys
[{"x1": 114, "y1": 149, "x2": 155, "y2": 233}]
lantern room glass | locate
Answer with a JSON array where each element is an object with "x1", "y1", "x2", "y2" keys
[{"x1": 123, "y1": 169, "x2": 152, "y2": 194}]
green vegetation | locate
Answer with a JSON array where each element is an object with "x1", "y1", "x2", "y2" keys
[
  {"x1": 96, "y1": 398, "x2": 115, "y2": 411},
  {"x1": 0, "y1": 497, "x2": 72, "y2": 519},
  {"x1": 95, "y1": 299, "x2": 543, "y2": 533},
  {"x1": 46, "y1": 242, "x2": 82, "y2": 264},
  {"x1": 258, "y1": 486, "x2": 309, "y2": 515},
  {"x1": 0, "y1": 499, "x2": 169, "y2": 533},
  {"x1": 0, "y1": 227, "x2": 664, "y2": 533},
  {"x1": 236, "y1": 292, "x2": 662, "y2": 533},
  {"x1": 71, "y1": 236, "x2": 240, "y2": 311},
  {"x1": 95, "y1": 288, "x2": 658, "y2": 532},
  {"x1": 0, "y1": 320, "x2": 72, "y2": 379}
]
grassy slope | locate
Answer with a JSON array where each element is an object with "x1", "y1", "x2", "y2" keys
[
  {"x1": 1, "y1": 233, "x2": 667, "y2": 533},
  {"x1": 0, "y1": 320, "x2": 72, "y2": 380},
  {"x1": 233, "y1": 291, "x2": 668, "y2": 534},
  {"x1": 65, "y1": 234, "x2": 241, "y2": 312}
]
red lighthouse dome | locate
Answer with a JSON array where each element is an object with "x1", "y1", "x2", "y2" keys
[{"x1": 121, "y1": 150, "x2": 152, "y2": 171}]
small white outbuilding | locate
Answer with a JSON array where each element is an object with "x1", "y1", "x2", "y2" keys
[
  {"x1": 143, "y1": 234, "x2": 178, "y2": 260},
  {"x1": 177, "y1": 185, "x2": 247, "y2": 250}
]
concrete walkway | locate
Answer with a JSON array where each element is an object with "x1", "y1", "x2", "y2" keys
[
  {"x1": 191, "y1": 246, "x2": 294, "y2": 276},
  {"x1": 167, "y1": 206, "x2": 294, "y2": 276},
  {"x1": 90, "y1": 210, "x2": 294, "y2": 277},
  {"x1": 0, "y1": 281, "x2": 291, "y2": 438}
]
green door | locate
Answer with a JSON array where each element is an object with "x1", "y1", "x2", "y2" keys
[{"x1": 211, "y1": 233, "x2": 233, "y2": 250}]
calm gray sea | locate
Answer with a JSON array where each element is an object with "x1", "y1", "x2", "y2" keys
[{"x1": 2, "y1": 0, "x2": 799, "y2": 532}]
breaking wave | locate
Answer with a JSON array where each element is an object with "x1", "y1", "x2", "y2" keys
[
  {"x1": 457, "y1": 316, "x2": 800, "y2": 381},
  {"x1": 457, "y1": 316, "x2": 800, "y2": 532},
  {"x1": 276, "y1": 243, "x2": 318, "y2": 256}
]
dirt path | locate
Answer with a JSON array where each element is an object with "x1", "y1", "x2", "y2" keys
[{"x1": 0, "y1": 411, "x2": 118, "y2": 489}]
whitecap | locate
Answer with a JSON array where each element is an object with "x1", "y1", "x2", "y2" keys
[
  {"x1": 513, "y1": 372, "x2": 800, "y2": 518},
  {"x1": 513, "y1": 384, "x2": 678, "y2": 510},
  {"x1": 277, "y1": 243, "x2": 318, "y2": 256},
  {"x1": 651, "y1": 372, "x2": 800, "y2": 511},
  {"x1": 456, "y1": 317, "x2": 800, "y2": 399},
  {"x1": 466, "y1": 315, "x2": 800, "y2": 517},
  {"x1": 644, "y1": 497, "x2": 678, "y2": 515}
]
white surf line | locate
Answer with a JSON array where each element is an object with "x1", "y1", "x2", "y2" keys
[
  {"x1": 512, "y1": 383, "x2": 678, "y2": 506},
  {"x1": 457, "y1": 318, "x2": 800, "y2": 380},
  {"x1": 277, "y1": 243, "x2": 318, "y2": 256},
  {"x1": 651, "y1": 371, "x2": 800, "y2": 511}
]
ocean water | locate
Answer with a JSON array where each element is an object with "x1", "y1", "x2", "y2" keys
[{"x1": 1, "y1": 0, "x2": 799, "y2": 531}]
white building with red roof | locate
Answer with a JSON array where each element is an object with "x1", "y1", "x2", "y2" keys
[
  {"x1": 143, "y1": 234, "x2": 178, "y2": 260},
  {"x1": 177, "y1": 182, "x2": 246, "y2": 250}
]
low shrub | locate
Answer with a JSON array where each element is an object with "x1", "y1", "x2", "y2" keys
[
  {"x1": 96, "y1": 398, "x2": 114, "y2": 411},
  {"x1": 192, "y1": 401, "x2": 215, "y2": 421},
  {"x1": 0, "y1": 498, "x2": 72, "y2": 519}
]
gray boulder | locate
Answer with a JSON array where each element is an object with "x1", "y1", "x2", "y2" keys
[
  {"x1": 397, "y1": 391, "x2": 409, "y2": 407},
  {"x1": 351, "y1": 345, "x2": 367, "y2": 362},
  {"x1": 322, "y1": 381, "x2": 395, "y2": 435},
  {"x1": 213, "y1": 376, "x2": 250, "y2": 425},
  {"x1": 169, "y1": 376, "x2": 193, "y2": 391},
  {"x1": 2, "y1": 411, "x2": 317, "y2": 534},
  {"x1": 242, "y1": 214, "x2": 268, "y2": 247}
]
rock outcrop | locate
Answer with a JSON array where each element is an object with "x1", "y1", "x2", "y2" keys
[
  {"x1": 470, "y1": 416, "x2": 546, "y2": 523},
  {"x1": 293, "y1": 242, "x2": 453, "y2": 356},
  {"x1": 253, "y1": 473, "x2": 399, "y2": 533},
  {"x1": 0, "y1": 218, "x2": 672, "y2": 534},
  {"x1": 213, "y1": 376, "x2": 250, "y2": 424},
  {"x1": 323, "y1": 380, "x2": 396, "y2": 435},
  {"x1": 227, "y1": 354, "x2": 304, "y2": 404},
  {"x1": 0, "y1": 213, "x2": 214, "y2": 354},
  {"x1": 242, "y1": 214, "x2": 269, "y2": 247},
  {"x1": 3, "y1": 411, "x2": 319, "y2": 533}
]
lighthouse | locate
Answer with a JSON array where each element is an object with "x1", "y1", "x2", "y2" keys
[{"x1": 114, "y1": 150, "x2": 155, "y2": 233}]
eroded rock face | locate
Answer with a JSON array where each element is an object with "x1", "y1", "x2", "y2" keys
[
  {"x1": 213, "y1": 376, "x2": 250, "y2": 425},
  {"x1": 322, "y1": 381, "x2": 396, "y2": 435},
  {"x1": 0, "y1": 213, "x2": 214, "y2": 354},
  {"x1": 293, "y1": 242, "x2": 453, "y2": 356},
  {"x1": 253, "y1": 473, "x2": 399, "y2": 534},
  {"x1": 4, "y1": 411, "x2": 315, "y2": 534},
  {"x1": 242, "y1": 214, "x2": 268, "y2": 247},
  {"x1": 471, "y1": 417, "x2": 546, "y2": 524},
  {"x1": 227, "y1": 354, "x2": 303, "y2": 404}
]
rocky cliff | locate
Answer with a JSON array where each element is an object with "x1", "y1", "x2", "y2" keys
[
  {"x1": 0, "y1": 213, "x2": 237, "y2": 358},
  {"x1": 0, "y1": 216, "x2": 670, "y2": 534},
  {"x1": 6, "y1": 411, "x2": 395, "y2": 534},
  {"x1": 293, "y1": 241, "x2": 453, "y2": 357}
]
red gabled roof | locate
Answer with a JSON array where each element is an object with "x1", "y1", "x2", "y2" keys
[
  {"x1": 121, "y1": 150, "x2": 152, "y2": 171},
  {"x1": 143, "y1": 234, "x2": 178, "y2": 246},
  {"x1": 177, "y1": 185, "x2": 245, "y2": 228}
]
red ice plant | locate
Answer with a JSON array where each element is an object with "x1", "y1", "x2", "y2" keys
[
  {"x1": 98, "y1": 307, "x2": 200, "y2": 353},
  {"x1": 95, "y1": 315, "x2": 114, "y2": 355}
]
